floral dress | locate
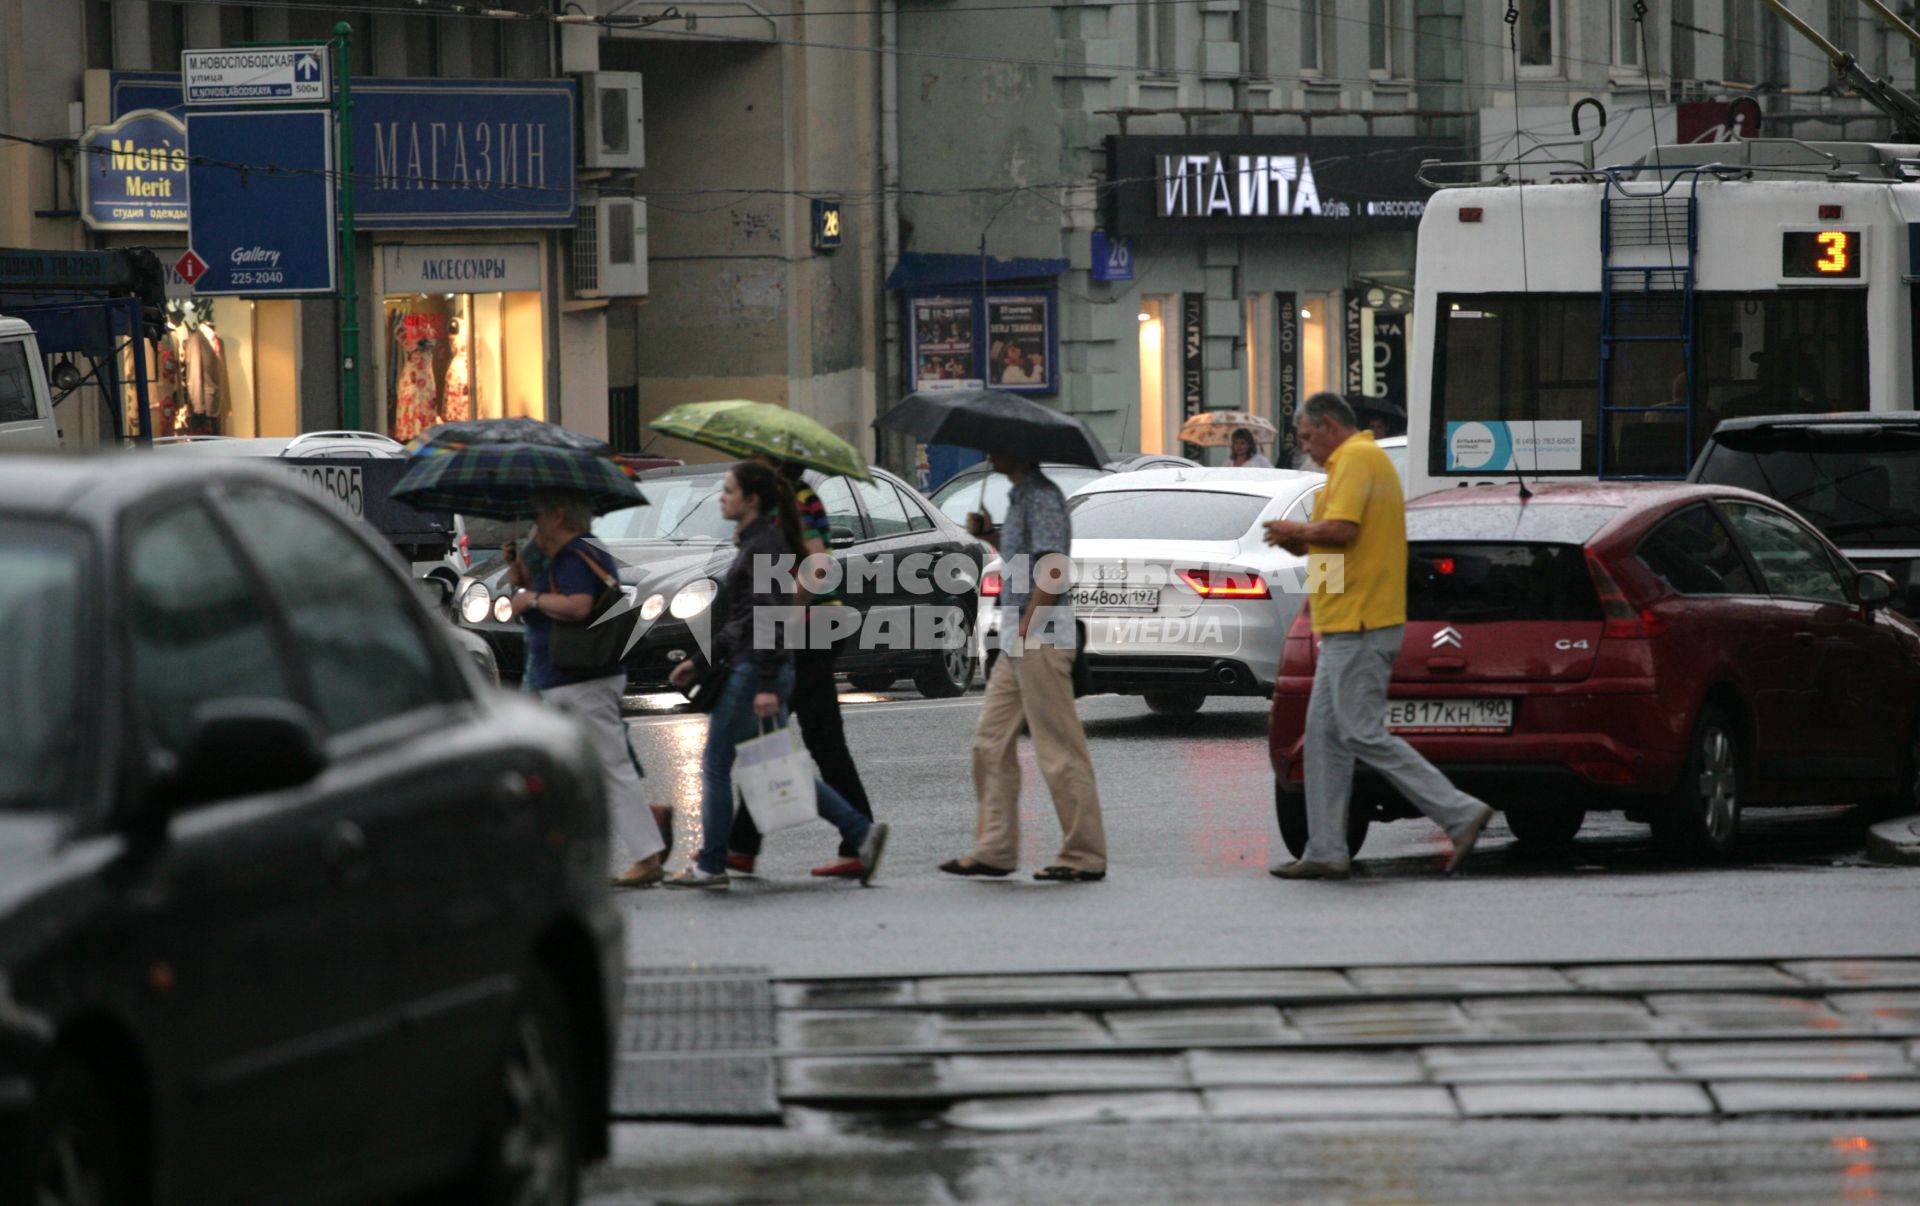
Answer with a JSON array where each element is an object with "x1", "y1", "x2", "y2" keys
[
  {"x1": 392, "y1": 341, "x2": 441, "y2": 442},
  {"x1": 442, "y1": 330, "x2": 471, "y2": 423}
]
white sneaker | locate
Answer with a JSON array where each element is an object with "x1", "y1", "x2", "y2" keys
[
  {"x1": 856, "y1": 822, "x2": 890, "y2": 886},
  {"x1": 664, "y1": 867, "x2": 731, "y2": 890}
]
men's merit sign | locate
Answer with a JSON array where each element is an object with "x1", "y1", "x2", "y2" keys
[{"x1": 183, "y1": 47, "x2": 332, "y2": 106}]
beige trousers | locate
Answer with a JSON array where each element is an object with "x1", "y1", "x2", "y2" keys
[{"x1": 970, "y1": 643, "x2": 1106, "y2": 872}]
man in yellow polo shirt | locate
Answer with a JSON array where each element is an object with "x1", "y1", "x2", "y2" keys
[{"x1": 1261, "y1": 393, "x2": 1494, "y2": 880}]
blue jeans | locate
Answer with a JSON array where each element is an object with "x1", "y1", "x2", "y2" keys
[{"x1": 697, "y1": 662, "x2": 872, "y2": 875}]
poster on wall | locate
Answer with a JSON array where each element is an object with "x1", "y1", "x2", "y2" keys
[
  {"x1": 910, "y1": 297, "x2": 978, "y2": 391},
  {"x1": 986, "y1": 295, "x2": 1052, "y2": 391},
  {"x1": 1275, "y1": 292, "x2": 1298, "y2": 462}
]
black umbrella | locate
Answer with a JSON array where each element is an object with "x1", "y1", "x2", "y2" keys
[
  {"x1": 406, "y1": 417, "x2": 612, "y2": 456},
  {"x1": 876, "y1": 389, "x2": 1111, "y2": 469}
]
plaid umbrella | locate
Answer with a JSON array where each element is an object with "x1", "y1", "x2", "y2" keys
[
  {"x1": 390, "y1": 442, "x2": 647, "y2": 520},
  {"x1": 650, "y1": 399, "x2": 872, "y2": 481},
  {"x1": 404, "y1": 417, "x2": 612, "y2": 457}
]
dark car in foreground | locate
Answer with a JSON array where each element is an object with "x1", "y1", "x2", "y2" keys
[
  {"x1": 458, "y1": 463, "x2": 990, "y2": 698},
  {"x1": 1269, "y1": 483, "x2": 1920, "y2": 859},
  {"x1": 0, "y1": 455, "x2": 621, "y2": 1205},
  {"x1": 1691, "y1": 412, "x2": 1920, "y2": 615}
]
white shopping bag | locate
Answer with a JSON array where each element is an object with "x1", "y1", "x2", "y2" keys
[{"x1": 733, "y1": 722, "x2": 820, "y2": 833}]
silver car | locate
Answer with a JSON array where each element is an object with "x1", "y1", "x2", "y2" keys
[{"x1": 980, "y1": 467, "x2": 1325, "y2": 714}]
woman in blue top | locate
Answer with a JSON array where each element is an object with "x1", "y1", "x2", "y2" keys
[{"x1": 504, "y1": 489, "x2": 668, "y2": 887}]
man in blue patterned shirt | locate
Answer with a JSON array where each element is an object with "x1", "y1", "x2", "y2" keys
[{"x1": 940, "y1": 454, "x2": 1108, "y2": 882}]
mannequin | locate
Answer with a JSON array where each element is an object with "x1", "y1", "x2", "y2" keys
[
  {"x1": 442, "y1": 316, "x2": 471, "y2": 423},
  {"x1": 393, "y1": 332, "x2": 442, "y2": 442}
]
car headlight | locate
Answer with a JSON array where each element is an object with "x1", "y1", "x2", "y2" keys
[
  {"x1": 640, "y1": 592, "x2": 667, "y2": 621},
  {"x1": 461, "y1": 583, "x2": 492, "y2": 624},
  {"x1": 669, "y1": 579, "x2": 718, "y2": 620},
  {"x1": 493, "y1": 593, "x2": 517, "y2": 623}
]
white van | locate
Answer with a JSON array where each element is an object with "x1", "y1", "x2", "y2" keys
[{"x1": 0, "y1": 318, "x2": 59, "y2": 450}]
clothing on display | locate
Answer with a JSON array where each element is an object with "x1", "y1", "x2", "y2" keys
[
  {"x1": 393, "y1": 335, "x2": 443, "y2": 443},
  {"x1": 442, "y1": 324, "x2": 471, "y2": 423}
]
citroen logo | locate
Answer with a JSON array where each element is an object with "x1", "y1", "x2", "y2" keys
[{"x1": 1432, "y1": 626, "x2": 1463, "y2": 649}]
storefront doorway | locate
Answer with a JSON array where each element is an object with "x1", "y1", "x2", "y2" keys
[{"x1": 380, "y1": 245, "x2": 546, "y2": 443}]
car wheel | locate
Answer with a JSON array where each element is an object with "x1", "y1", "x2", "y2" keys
[
  {"x1": 2, "y1": 1057, "x2": 135, "y2": 1206},
  {"x1": 1143, "y1": 690, "x2": 1205, "y2": 715},
  {"x1": 846, "y1": 672, "x2": 897, "y2": 692},
  {"x1": 1504, "y1": 804, "x2": 1584, "y2": 847},
  {"x1": 1652, "y1": 704, "x2": 1743, "y2": 857},
  {"x1": 1863, "y1": 717, "x2": 1920, "y2": 821},
  {"x1": 466, "y1": 966, "x2": 583, "y2": 1206},
  {"x1": 1274, "y1": 782, "x2": 1369, "y2": 861},
  {"x1": 912, "y1": 613, "x2": 976, "y2": 699}
]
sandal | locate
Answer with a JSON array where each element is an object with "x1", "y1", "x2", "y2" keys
[
  {"x1": 1033, "y1": 865, "x2": 1105, "y2": 882},
  {"x1": 939, "y1": 858, "x2": 1014, "y2": 878}
]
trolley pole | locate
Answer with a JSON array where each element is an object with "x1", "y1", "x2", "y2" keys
[{"x1": 334, "y1": 21, "x2": 361, "y2": 430}]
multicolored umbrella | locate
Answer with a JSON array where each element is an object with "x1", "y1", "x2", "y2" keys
[
  {"x1": 390, "y1": 442, "x2": 646, "y2": 521},
  {"x1": 650, "y1": 399, "x2": 873, "y2": 482},
  {"x1": 1178, "y1": 411, "x2": 1278, "y2": 448}
]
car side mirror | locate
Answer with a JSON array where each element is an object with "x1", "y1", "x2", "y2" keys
[
  {"x1": 158, "y1": 699, "x2": 327, "y2": 813},
  {"x1": 828, "y1": 524, "x2": 858, "y2": 547},
  {"x1": 414, "y1": 575, "x2": 455, "y2": 612},
  {"x1": 1857, "y1": 569, "x2": 1899, "y2": 612}
]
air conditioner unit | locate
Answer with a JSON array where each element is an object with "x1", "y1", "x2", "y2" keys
[
  {"x1": 572, "y1": 195, "x2": 648, "y2": 299},
  {"x1": 579, "y1": 71, "x2": 645, "y2": 170}
]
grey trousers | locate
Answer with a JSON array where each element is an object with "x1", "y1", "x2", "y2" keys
[
  {"x1": 542, "y1": 672, "x2": 666, "y2": 864},
  {"x1": 1304, "y1": 625, "x2": 1488, "y2": 863}
]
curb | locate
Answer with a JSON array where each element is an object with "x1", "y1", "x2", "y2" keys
[{"x1": 1865, "y1": 814, "x2": 1920, "y2": 866}]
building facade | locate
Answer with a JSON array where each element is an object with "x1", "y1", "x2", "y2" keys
[{"x1": 890, "y1": 0, "x2": 1915, "y2": 471}]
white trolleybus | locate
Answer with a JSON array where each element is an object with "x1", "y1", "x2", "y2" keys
[{"x1": 1406, "y1": 3, "x2": 1920, "y2": 499}]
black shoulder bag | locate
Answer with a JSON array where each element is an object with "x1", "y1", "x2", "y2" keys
[{"x1": 546, "y1": 545, "x2": 636, "y2": 674}]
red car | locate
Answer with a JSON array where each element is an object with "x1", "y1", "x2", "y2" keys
[{"x1": 1269, "y1": 483, "x2": 1919, "y2": 858}]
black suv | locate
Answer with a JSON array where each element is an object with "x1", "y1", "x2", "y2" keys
[
  {"x1": 1691, "y1": 412, "x2": 1920, "y2": 614},
  {"x1": 0, "y1": 455, "x2": 621, "y2": 1205}
]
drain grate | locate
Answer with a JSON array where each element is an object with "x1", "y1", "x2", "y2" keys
[{"x1": 614, "y1": 970, "x2": 780, "y2": 1120}]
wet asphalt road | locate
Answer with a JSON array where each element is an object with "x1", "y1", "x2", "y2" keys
[{"x1": 592, "y1": 686, "x2": 1920, "y2": 1202}]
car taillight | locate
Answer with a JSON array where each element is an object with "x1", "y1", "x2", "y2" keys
[
  {"x1": 1586, "y1": 551, "x2": 1668, "y2": 639},
  {"x1": 982, "y1": 570, "x2": 1003, "y2": 597},
  {"x1": 1286, "y1": 607, "x2": 1313, "y2": 640},
  {"x1": 1175, "y1": 567, "x2": 1271, "y2": 598}
]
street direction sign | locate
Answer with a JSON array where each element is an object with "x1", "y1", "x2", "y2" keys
[
  {"x1": 185, "y1": 109, "x2": 337, "y2": 295},
  {"x1": 183, "y1": 46, "x2": 332, "y2": 106}
]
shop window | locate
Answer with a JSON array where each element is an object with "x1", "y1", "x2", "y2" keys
[
  {"x1": 1243, "y1": 293, "x2": 1274, "y2": 423},
  {"x1": 1137, "y1": 296, "x2": 1171, "y2": 455},
  {"x1": 128, "y1": 502, "x2": 295, "y2": 761},
  {"x1": 225, "y1": 488, "x2": 453, "y2": 734},
  {"x1": 385, "y1": 290, "x2": 545, "y2": 443},
  {"x1": 1299, "y1": 291, "x2": 1337, "y2": 399}
]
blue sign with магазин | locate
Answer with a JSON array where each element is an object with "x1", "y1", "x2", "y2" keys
[
  {"x1": 111, "y1": 73, "x2": 576, "y2": 230},
  {"x1": 185, "y1": 109, "x2": 337, "y2": 296}
]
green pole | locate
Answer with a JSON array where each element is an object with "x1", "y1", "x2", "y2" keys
[{"x1": 334, "y1": 22, "x2": 361, "y2": 430}]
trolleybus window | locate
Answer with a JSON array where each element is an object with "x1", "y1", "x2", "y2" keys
[{"x1": 1432, "y1": 291, "x2": 1867, "y2": 481}]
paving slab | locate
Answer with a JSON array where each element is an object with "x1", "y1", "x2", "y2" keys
[
  {"x1": 944, "y1": 1091, "x2": 1205, "y2": 1131},
  {"x1": 1661, "y1": 1041, "x2": 1916, "y2": 1081},
  {"x1": 916, "y1": 975, "x2": 1138, "y2": 1006},
  {"x1": 1712, "y1": 1080, "x2": 1920, "y2": 1115},
  {"x1": 1187, "y1": 1049, "x2": 1427, "y2": 1088},
  {"x1": 1822, "y1": 992, "x2": 1920, "y2": 1031},
  {"x1": 1455, "y1": 1080, "x2": 1716, "y2": 1117},
  {"x1": 1285, "y1": 1000, "x2": 1482, "y2": 1040},
  {"x1": 1204, "y1": 1085, "x2": 1458, "y2": 1121},
  {"x1": 941, "y1": 1055, "x2": 1191, "y2": 1095},
  {"x1": 780, "y1": 1056, "x2": 942, "y2": 1098},
  {"x1": 1129, "y1": 968, "x2": 1356, "y2": 1001},
  {"x1": 778, "y1": 1011, "x2": 938, "y2": 1053},
  {"x1": 1564, "y1": 963, "x2": 1804, "y2": 992},
  {"x1": 1421, "y1": 1042, "x2": 1672, "y2": 1083},
  {"x1": 1346, "y1": 964, "x2": 1574, "y2": 995},
  {"x1": 1781, "y1": 959, "x2": 1920, "y2": 987},
  {"x1": 774, "y1": 980, "x2": 916, "y2": 1010},
  {"x1": 936, "y1": 1012, "x2": 1114, "y2": 1049},
  {"x1": 1459, "y1": 995, "x2": 1660, "y2": 1037},
  {"x1": 1642, "y1": 993, "x2": 1861, "y2": 1035},
  {"x1": 1101, "y1": 1006, "x2": 1291, "y2": 1045}
]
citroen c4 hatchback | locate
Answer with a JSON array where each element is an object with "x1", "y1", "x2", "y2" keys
[{"x1": 1268, "y1": 483, "x2": 1920, "y2": 859}]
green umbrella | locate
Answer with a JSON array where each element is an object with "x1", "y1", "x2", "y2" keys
[
  {"x1": 650, "y1": 399, "x2": 873, "y2": 482},
  {"x1": 390, "y1": 442, "x2": 647, "y2": 521}
]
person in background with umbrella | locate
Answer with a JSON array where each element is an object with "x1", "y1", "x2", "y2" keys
[
  {"x1": 1229, "y1": 427, "x2": 1274, "y2": 469},
  {"x1": 725, "y1": 455, "x2": 878, "y2": 881},
  {"x1": 665, "y1": 461, "x2": 890, "y2": 890},
  {"x1": 503, "y1": 488, "x2": 669, "y2": 888}
]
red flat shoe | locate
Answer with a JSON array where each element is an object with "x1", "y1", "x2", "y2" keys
[
  {"x1": 727, "y1": 852, "x2": 757, "y2": 874},
  {"x1": 811, "y1": 857, "x2": 865, "y2": 878}
]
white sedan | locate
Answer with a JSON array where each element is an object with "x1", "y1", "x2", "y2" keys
[{"x1": 979, "y1": 467, "x2": 1326, "y2": 713}]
